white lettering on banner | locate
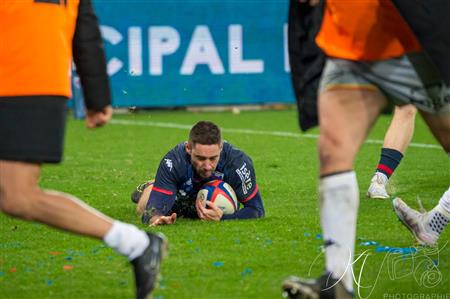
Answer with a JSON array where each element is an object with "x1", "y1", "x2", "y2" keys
[
  {"x1": 100, "y1": 25, "x2": 124, "y2": 76},
  {"x1": 283, "y1": 23, "x2": 290, "y2": 72},
  {"x1": 228, "y1": 25, "x2": 264, "y2": 74},
  {"x1": 100, "y1": 24, "x2": 290, "y2": 77},
  {"x1": 149, "y1": 26, "x2": 180, "y2": 75},
  {"x1": 128, "y1": 27, "x2": 142, "y2": 76},
  {"x1": 180, "y1": 25, "x2": 225, "y2": 75}
]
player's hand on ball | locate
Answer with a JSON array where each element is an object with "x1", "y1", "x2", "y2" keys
[
  {"x1": 196, "y1": 199, "x2": 223, "y2": 221},
  {"x1": 149, "y1": 213, "x2": 177, "y2": 226}
]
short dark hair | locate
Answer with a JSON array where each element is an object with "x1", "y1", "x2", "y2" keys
[{"x1": 189, "y1": 121, "x2": 221, "y2": 146}]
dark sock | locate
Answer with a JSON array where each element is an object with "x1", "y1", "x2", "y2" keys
[{"x1": 375, "y1": 148, "x2": 403, "y2": 178}]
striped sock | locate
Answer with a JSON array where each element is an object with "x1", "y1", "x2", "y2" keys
[{"x1": 376, "y1": 148, "x2": 403, "y2": 178}]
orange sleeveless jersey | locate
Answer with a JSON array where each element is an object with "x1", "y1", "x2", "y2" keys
[
  {"x1": 315, "y1": 0, "x2": 421, "y2": 61},
  {"x1": 0, "y1": 0, "x2": 79, "y2": 97}
]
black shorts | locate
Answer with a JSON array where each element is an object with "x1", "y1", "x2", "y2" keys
[{"x1": 0, "y1": 96, "x2": 68, "y2": 163}]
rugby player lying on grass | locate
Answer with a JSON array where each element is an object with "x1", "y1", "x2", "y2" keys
[{"x1": 130, "y1": 121, "x2": 265, "y2": 226}]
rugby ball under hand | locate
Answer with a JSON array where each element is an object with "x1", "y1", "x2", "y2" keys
[{"x1": 197, "y1": 180, "x2": 238, "y2": 215}]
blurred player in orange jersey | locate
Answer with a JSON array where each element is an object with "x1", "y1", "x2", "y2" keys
[
  {"x1": 0, "y1": 1, "x2": 166, "y2": 298},
  {"x1": 284, "y1": 0, "x2": 450, "y2": 298}
]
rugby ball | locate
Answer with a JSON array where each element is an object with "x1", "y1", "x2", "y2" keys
[{"x1": 197, "y1": 180, "x2": 238, "y2": 215}]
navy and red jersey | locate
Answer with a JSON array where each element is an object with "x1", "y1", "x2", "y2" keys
[{"x1": 143, "y1": 141, "x2": 265, "y2": 222}]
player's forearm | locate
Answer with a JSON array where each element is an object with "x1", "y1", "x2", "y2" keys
[
  {"x1": 140, "y1": 192, "x2": 176, "y2": 224},
  {"x1": 221, "y1": 206, "x2": 264, "y2": 220}
]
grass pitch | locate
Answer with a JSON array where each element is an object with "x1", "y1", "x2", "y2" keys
[{"x1": 0, "y1": 109, "x2": 449, "y2": 298}]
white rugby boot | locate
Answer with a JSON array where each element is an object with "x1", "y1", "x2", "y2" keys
[
  {"x1": 367, "y1": 172, "x2": 389, "y2": 199},
  {"x1": 392, "y1": 198, "x2": 449, "y2": 246}
]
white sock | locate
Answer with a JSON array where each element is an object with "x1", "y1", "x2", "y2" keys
[
  {"x1": 425, "y1": 187, "x2": 450, "y2": 236},
  {"x1": 320, "y1": 171, "x2": 359, "y2": 292},
  {"x1": 437, "y1": 187, "x2": 450, "y2": 216},
  {"x1": 103, "y1": 221, "x2": 149, "y2": 260}
]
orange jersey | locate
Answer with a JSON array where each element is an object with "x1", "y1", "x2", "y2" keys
[
  {"x1": 0, "y1": 0, "x2": 79, "y2": 97},
  {"x1": 315, "y1": 0, "x2": 421, "y2": 61}
]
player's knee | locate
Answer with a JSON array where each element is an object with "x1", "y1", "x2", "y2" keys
[
  {"x1": 0, "y1": 186, "x2": 35, "y2": 220},
  {"x1": 318, "y1": 135, "x2": 341, "y2": 166}
]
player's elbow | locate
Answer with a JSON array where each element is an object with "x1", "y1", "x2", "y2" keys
[
  {"x1": 257, "y1": 206, "x2": 265, "y2": 218},
  {"x1": 249, "y1": 206, "x2": 265, "y2": 219}
]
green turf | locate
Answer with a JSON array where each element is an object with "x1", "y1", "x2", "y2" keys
[{"x1": 1, "y1": 109, "x2": 449, "y2": 298}]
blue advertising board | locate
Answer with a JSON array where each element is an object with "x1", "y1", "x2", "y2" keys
[{"x1": 92, "y1": 0, "x2": 294, "y2": 107}]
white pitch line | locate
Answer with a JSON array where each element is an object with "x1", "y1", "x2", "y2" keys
[{"x1": 110, "y1": 119, "x2": 442, "y2": 150}]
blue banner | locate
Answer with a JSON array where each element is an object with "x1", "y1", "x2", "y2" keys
[{"x1": 92, "y1": 0, "x2": 293, "y2": 107}]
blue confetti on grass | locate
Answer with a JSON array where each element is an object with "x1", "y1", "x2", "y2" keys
[
  {"x1": 212, "y1": 261, "x2": 224, "y2": 267},
  {"x1": 187, "y1": 239, "x2": 194, "y2": 244},
  {"x1": 315, "y1": 234, "x2": 322, "y2": 240},
  {"x1": 159, "y1": 278, "x2": 167, "y2": 290},
  {"x1": 91, "y1": 245, "x2": 106, "y2": 254},
  {"x1": 46, "y1": 279, "x2": 53, "y2": 286},
  {"x1": 241, "y1": 268, "x2": 253, "y2": 277},
  {"x1": 265, "y1": 239, "x2": 273, "y2": 245},
  {"x1": 64, "y1": 256, "x2": 73, "y2": 261},
  {"x1": 375, "y1": 246, "x2": 417, "y2": 255},
  {"x1": 360, "y1": 241, "x2": 379, "y2": 246},
  {"x1": 304, "y1": 232, "x2": 311, "y2": 237},
  {"x1": 0, "y1": 272, "x2": 5, "y2": 276}
]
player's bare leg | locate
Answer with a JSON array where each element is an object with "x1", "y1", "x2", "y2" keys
[
  {"x1": 318, "y1": 89, "x2": 386, "y2": 174},
  {"x1": 0, "y1": 161, "x2": 166, "y2": 299},
  {"x1": 368, "y1": 104, "x2": 417, "y2": 199},
  {"x1": 383, "y1": 104, "x2": 417, "y2": 151},
  {"x1": 0, "y1": 161, "x2": 112, "y2": 237},
  {"x1": 284, "y1": 88, "x2": 387, "y2": 298},
  {"x1": 136, "y1": 184, "x2": 153, "y2": 216}
]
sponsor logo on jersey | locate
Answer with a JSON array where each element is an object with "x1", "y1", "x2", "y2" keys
[
  {"x1": 213, "y1": 171, "x2": 224, "y2": 180},
  {"x1": 164, "y1": 158, "x2": 173, "y2": 171},
  {"x1": 235, "y1": 162, "x2": 252, "y2": 195}
]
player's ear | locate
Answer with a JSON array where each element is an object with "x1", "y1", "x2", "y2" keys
[{"x1": 185, "y1": 142, "x2": 192, "y2": 154}]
